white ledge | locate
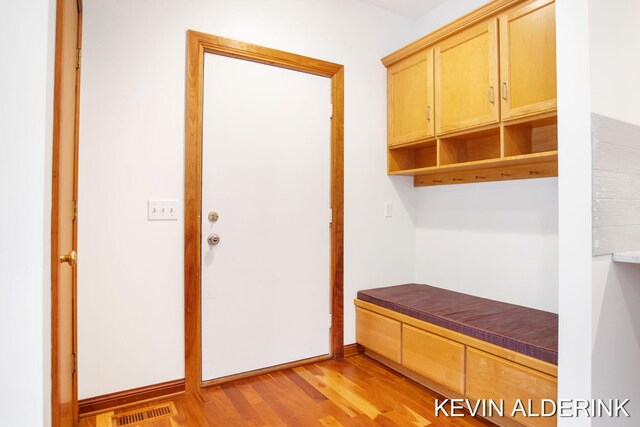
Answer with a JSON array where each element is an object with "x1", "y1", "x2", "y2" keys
[{"x1": 612, "y1": 250, "x2": 640, "y2": 264}]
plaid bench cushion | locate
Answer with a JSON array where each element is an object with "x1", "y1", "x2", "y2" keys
[{"x1": 357, "y1": 283, "x2": 558, "y2": 365}]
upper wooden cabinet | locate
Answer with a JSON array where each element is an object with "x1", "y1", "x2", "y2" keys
[
  {"x1": 383, "y1": 0, "x2": 558, "y2": 187},
  {"x1": 499, "y1": 0, "x2": 557, "y2": 120},
  {"x1": 387, "y1": 49, "x2": 434, "y2": 146},
  {"x1": 435, "y1": 19, "x2": 499, "y2": 135}
]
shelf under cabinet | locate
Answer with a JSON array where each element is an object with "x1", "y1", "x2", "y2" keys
[
  {"x1": 389, "y1": 150, "x2": 557, "y2": 177},
  {"x1": 388, "y1": 113, "x2": 558, "y2": 186},
  {"x1": 395, "y1": 151, "x2": 557, "y2": 187}
]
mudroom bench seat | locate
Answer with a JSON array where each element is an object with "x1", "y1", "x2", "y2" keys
[{"x1": 355, "y1": 284, "x2": 558, "y2": 427}]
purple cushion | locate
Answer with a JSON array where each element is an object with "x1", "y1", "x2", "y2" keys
[{"x1": 357, "y1": 283, "x2": 558, "y2": 365}]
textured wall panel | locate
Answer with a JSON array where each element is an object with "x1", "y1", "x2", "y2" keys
[{"x1": 592, "y1": 113, "x2": 640, "y2": 255}]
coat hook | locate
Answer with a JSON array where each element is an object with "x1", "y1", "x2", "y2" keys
[
  {"x1": 475, "y1": 175, "x2": 486, "y2": 180},
  {"x1": 453, "y1": 177, "x2": 463, "y2": 182},
  {"x1": 432, "y1": 179, "x2": 443, "y2": 184},
  {"x1": 529, "y1": 170, "x2": 540, "y2": 175},
  {"x1": 500, "y1": 172, "x2": 512, "y2": 177}
]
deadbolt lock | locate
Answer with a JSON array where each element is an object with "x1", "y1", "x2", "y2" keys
[
  {"x1": 207, "y1": 233, "x2": 220, "y2": 246},
  {"x1": 208, "y1": 211, "x2": 219, "y2": 222}
]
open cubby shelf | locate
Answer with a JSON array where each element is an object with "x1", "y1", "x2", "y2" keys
[
  {"x1": 503, "y1": 115, "x2": 558, "y2": 158},
  {"x1": 388, "y1": 139, "x2": 437, "y2": 173},
  {"x1": 388, "y1": 113, "x2": 558, "y2": 186},
  {"x1": 440, "y1": 127, "x2": 501, "y2": 166}
]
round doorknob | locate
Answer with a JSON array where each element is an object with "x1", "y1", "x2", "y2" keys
[
  {"x1": 207, "y1": 234, "x2": 220, "y2": 246},
  {"x1": 59, "y1": 250, "x2": 77, "y2": 267}
]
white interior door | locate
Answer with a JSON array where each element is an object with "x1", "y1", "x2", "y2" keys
[{"x1": 201, "y1": 53, "x2": 332, "y2": 381}]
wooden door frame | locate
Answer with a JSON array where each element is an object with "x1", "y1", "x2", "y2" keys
[
  {"x1": 184, "y1": 30, "x2": 344, "y2": 393},
  {"x1": 52, "y1": 0, "x2": 82, "y2": 424}
]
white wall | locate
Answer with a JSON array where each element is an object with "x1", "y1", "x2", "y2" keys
[
  {"x1": 414, "y1": 179, "x2": 559, "y2": 312},
  {"x1": 556, "y1": 0, "x2": 593, "y2": 424},
  {"x1": 411, "y1": 0, "x2": 559, "y2": 313},
  {"x1": 589, "y1": 0, "x2": 640, "y2": 127},
  {"x1": 592, "y1": 258, "x2": 640, "y2": 424},
  {"x1": 0, "y1": 0, "x2": 56, "y2": 425},
  {"x1": 589, "y1": 0, "x2": 640, "y2": 424},
  {"x1": 78, "y1": 0, "x2": 416, "y2": 398},
  {"x1": 413, "y1": 0, "x2": 489, "y2": 39}
]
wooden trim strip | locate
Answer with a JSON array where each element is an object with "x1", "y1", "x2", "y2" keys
[
  {"x1": 200, "y1": 355, "x2": 331, "y2": 389},
  {"x1": 51, "y1": 2, "x2": 65, "y2": 423},
  {"x1": 52, "y1": 0, "x2": 82, "y2": 425},
  {"x1": 413, "y1": 160, "x2": 558, "y2": 187},
  {"x1": 330, "y1": 66, "x2": 345, "y2": 359},
  {"x1": 381, "y1": 0, "x2": 523, "y2": 67},
  {"x1": 184, "y1": 29, "x2": 204, "y2": 394},
  {"x1": 190, "y1": 31, "x2": 342, "y2": 77},
  {"x1": 354, "y1": 299, "x2": 557, "y2": 377},
  {"x1": 72, "y1": 7, "x2": 83, "y2": 424},
  {"x1": 184, "y1": 30, "x2": 345, "y2": 393},
  {"x1": 78, "y1": 379, "x2": 185, "y2": 416},
  {"x1": 343, "y1": 343, "x2": 365, "y2": 358}
]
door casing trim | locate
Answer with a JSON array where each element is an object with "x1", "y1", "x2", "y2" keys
[
  {"x1": 52, "y1": 0, "x2": 83, "y2": 424},
  {"x1": 184, "y1": 30, "x2": 345, "y2": 393}
]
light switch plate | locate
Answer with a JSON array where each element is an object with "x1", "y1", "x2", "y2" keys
[
  {"x1": 384, "y1": 202, "x2": 393, "y2": 218},
  {"x1": 148, "y1": 200, "x2": 179, "y2": 220}
]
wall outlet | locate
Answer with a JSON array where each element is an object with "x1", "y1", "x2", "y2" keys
[
  {"x1": 148, "y1": 200, "x2": 179, "y2": 220},
  {"x1": 384, "y1": 202, "x2": 393, "y2": 218}
]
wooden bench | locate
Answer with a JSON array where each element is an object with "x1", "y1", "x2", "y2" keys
[{"x1": 355, "y1": 284, "x2": 558, "y2": 427}]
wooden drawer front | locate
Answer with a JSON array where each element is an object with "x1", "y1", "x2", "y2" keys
[
  {"x1": 466, "y1": 347, "x2": 557, "y2": 427},
  {"x1": 356, "y1": 307, "x2": 401, "y2": 362},
  {"x1": 402, "y1": 324, "x2": 465, "y2": 393}
]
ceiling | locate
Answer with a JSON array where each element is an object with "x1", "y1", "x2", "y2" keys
[{"x1": 358, "y1": 0, "x2": 449, "y2": 19}]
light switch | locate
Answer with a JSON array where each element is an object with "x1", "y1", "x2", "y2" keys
[
  {"x1": 148, "y1": 200, "x2": 179, "y2": 220},
  {"x1": 384, "y1": 202, "x2": 393, "y2": 218}
]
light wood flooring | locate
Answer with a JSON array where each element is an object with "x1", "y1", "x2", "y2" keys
[{"x1": 79, "y1": 355, "x2": 494, "y2": 426}]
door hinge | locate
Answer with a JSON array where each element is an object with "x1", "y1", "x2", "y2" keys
[
  {"x1": 330, "y1": 103, "x2": 333, "y2": 119},
  {"x1": 72, "y1": 352, "x2": 77, "y2": 374},
  {"x1": 329, "y1": 208, "x2": 333, "y2": 225},
  {"x1": 328, "y1": 313, "x2": 332, "y2": 329},
  {"x1": 73, "y1": 200, "x2": 78, "y2": 221},
  {"x1": 76, "y1": 48, "x2": 82, "y2": 69}
]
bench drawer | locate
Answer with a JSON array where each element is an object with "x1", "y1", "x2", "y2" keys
[
  {"x1": 402, "y1": 324, "x2": 465, "y2": 393},
  {"x1": 356, "y1": 307, "x2": 401, "y2": 362},
  {"x1": 466, "y1": 347, "x2": 557, "y2": 427}
]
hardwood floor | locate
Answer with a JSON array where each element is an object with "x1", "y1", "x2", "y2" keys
[{"x1": 79, "y1": 355, "x2": 494, "y2": 426}]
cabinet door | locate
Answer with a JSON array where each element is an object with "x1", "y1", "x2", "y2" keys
[
  {"x1": 402, "y1": 324, "x2": 465, "y2": 393},
  {"x1": 388, "y1": 49, "x2": 434, "y2": 146},
  {"x1": 435, "y1": 19, "x2": 499, "y2": 135},
  {"x1": 500, "y1": 0, "x2": 556, "y2": 120},
  {"x1": 356, "y1": 308, "x2": 401, "y2": 363},
  {"x1": 466, "y1": 348, "x2": 557, "y2": 427}
]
